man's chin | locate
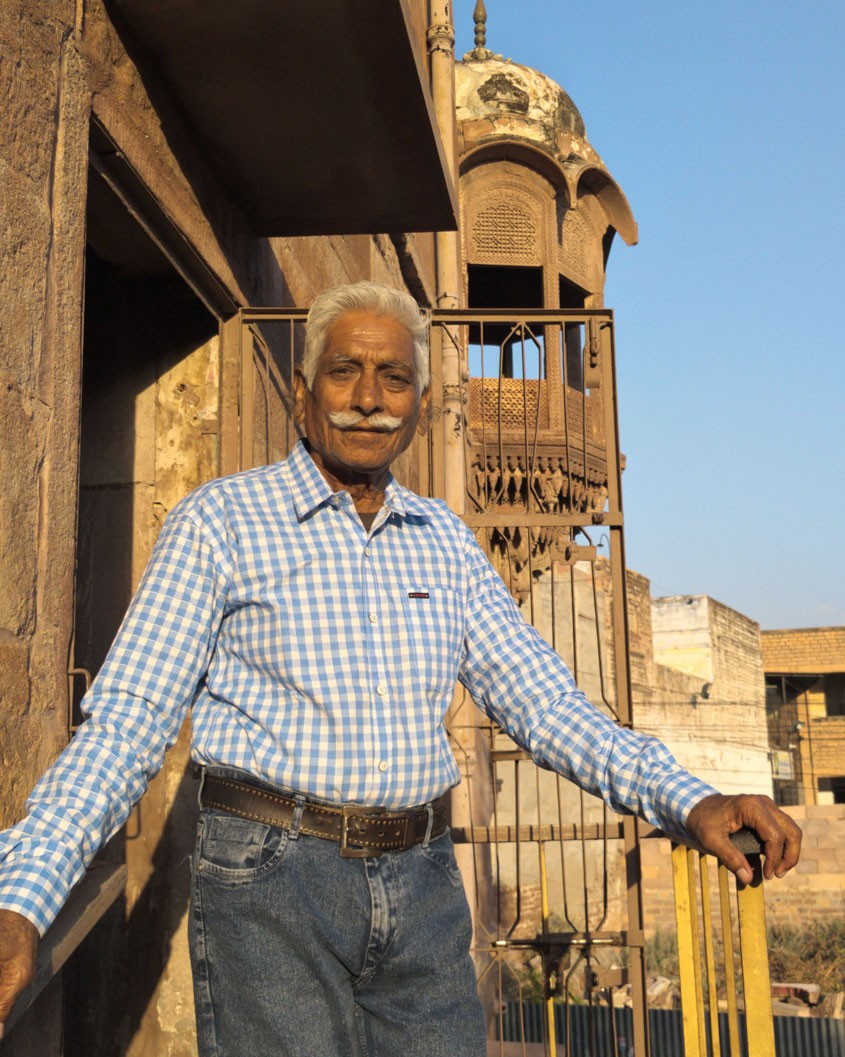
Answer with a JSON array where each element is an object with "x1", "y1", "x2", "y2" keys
[{"x1": 328, "y1": 439, "x2": 396, "y2": 475}]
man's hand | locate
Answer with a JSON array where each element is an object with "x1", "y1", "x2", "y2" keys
[
  {"x1": 686, "y1": 793, "x2": 802, "y2": 886},
  {"x1": 0, "y1": 909, "x2": 39, "y2": 1036}
]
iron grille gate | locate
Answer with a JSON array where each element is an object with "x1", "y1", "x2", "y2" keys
[
  {"x1": 429, "y1": 309, "x2": 650, "y2": 1057},
  {"x1": 221, "y1": 307, "x2": 781, "y2": 1057}
]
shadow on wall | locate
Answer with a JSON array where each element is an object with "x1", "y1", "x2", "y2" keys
[{"x1": 64, "y1": 754, "x2": 199, "y2": 1056}]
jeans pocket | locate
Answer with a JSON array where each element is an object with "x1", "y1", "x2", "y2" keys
[
  {"x1": 196, "y1": 810, "x2": 290, "y2": 884},
  {"x1": 418, "y1": 829, "x2": 464, "y2": 888}
]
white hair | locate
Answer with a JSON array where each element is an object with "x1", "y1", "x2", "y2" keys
[{"x1": 302, "y1": 281, "x2": 430, "y2": 392}]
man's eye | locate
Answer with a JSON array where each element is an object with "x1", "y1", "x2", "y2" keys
[{"x1": 385, "y1": 373, "x2": 412, "y2": 386}]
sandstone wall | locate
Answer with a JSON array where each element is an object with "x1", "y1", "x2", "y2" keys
[
  {"x1": 762, "y1": 627, "x2": 845, "y2": 674},
  {"x1": 636, "y1": 593, "x2": 772, "y2": 797}
]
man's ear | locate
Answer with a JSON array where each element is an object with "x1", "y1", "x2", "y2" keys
[
  {"x1": 416, "y1": 386, "x2": 432, "y2": 437},
  {"x1": 293, "y1": 368, "x2": 307, "y2": 427}
]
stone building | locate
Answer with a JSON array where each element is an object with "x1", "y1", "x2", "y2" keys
[
  {"x1": 762, "y1": 627, "x2": 845, "y2": 805},
  {"x1": 1, "y1": 3, "x2": 456, "y2": 1054},
  {"x1": 633, "y1": 591, "x2": 772, "y2": 797}
]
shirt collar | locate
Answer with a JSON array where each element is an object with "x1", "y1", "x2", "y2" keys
[{"x1": 285, "y1": 439, "x2": 430, "y2": 522}]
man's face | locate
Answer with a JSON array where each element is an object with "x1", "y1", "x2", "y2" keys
[{"x1": 294, "y1": 310, "x2": 430, "y2": 484}]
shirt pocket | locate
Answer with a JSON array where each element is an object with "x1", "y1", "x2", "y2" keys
[{"x1": 399, "y1": 585, "x2": 465, "y2": 697}]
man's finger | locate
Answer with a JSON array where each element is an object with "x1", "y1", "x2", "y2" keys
[
  {"x1": 746, "y1": 800, "x2": 802, "y2": 879},
  {"x1": 698, "y1": 825, "x2": 754, "y2": 884},
  {"x1": 685, "y1": 793, "x2": 802, "y2": 884}
]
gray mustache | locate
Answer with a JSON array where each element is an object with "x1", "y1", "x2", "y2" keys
[{"x1": 328, "y1": 411, "x2": 404, "y2": 432}]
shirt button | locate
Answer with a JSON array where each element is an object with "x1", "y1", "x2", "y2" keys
[
  {"x1": 364, "y1": 548, "x2": 371, "y2": 558},
  {"x1": 378, "y1": 760, "x2": 389, "y2": 773},
  {"x1": 368, "y1": 612, "x2": 377, "y2": 624},
  {"x1": 376, "y1": 683, "x2": 387, "y2": 696}
]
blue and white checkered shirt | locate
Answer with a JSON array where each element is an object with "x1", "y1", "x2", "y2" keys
[{"x1": 0, "y1": 441, "x2": 715, "y2": 933}]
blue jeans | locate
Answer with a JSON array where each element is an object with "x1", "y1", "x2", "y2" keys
[{"x1": 188, "y1": 786, "x2": 486, "y2": 1056}]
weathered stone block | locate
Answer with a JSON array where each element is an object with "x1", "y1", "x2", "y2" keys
[
  {"x1": 0, "y1": 384, "x2": 48, "y2": 635},
  {"x1": 0, "y1": 634, "x2": 30, "y2": 717},
  {"x1": 805, "y1": 804, "x2": 845, "y2": 819}
]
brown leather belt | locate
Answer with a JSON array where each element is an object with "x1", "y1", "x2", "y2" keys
[{"x1": 200, "y1": 773, "x2": 448, "y2": 858}]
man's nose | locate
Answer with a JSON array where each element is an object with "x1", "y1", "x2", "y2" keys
[{"x1": 351, "y1": 370, "x2": 382, "y2": 413}]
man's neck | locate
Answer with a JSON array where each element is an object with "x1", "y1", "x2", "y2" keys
[{"x1": 304, "y1": 441, "x2": 389, "y2": 513}]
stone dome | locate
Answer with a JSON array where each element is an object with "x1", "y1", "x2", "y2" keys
[{"x1": 456, "y1": 57, "x2": 604, "y2": 169}]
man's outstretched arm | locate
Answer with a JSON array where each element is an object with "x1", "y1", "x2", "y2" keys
[
  {"x1": 457, "y1": 525, "x2": 804, "y2": 882},
  {"x1": 686, "y1": 793, "x2": 802, "y2": 885}
]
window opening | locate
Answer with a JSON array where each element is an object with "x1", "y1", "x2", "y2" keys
[{"x1": 467, "y1": 264, "x2": 544, "y2": 378}]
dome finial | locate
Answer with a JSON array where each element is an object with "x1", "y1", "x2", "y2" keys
[
  {"x1": 473, "y1": 0, "x2": 488, "y2": 49},
  {"x1": 463, "y1": 0, "x2": 502, "y2": 61}
]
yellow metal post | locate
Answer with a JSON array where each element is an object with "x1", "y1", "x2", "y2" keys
[
  {"x1": 736, "y1": 857, "x2": 776, "y2": 1057},
  {"x1": 672, "y1": 844, "x2": 706, "y2": 1057},
  {"x1": 718, "y1": 865, "x2": 742, "y2": 1057},
  {"x1": 698, "y1": 855, "x2": 721, "y2": 1057}
]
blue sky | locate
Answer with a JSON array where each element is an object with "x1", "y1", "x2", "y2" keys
[{"x1": 453, "y1": 1, "x2": 845, "y2": 630}]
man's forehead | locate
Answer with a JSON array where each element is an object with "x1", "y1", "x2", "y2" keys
[
  {"x1": 326, "y1": 311, "x2": 413, "y2": 343},
  {"x1": 320, "y1": 314, "x2": 416, "y2": 364}
]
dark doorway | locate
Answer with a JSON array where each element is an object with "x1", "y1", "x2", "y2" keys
[{"x1": 65, "y1": 142, "x2": 216, "y2": 1057}]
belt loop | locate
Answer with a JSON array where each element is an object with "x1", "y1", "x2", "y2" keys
[
  {"x1": 422, "y1": 802, "x2": 434, "y2": 847},
  {"x1": 288, "y1": 795, "x2": 305, "y2": 840},
  {"x1": 197, "y1": 767, "x2": 207, "y2": 808}
]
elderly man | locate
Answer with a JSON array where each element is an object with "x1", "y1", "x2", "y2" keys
[{"x1": 0, "y1": 282, "x2": 800, "y2": 1055}]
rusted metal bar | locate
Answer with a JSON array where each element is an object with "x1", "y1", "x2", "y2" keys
[
  {"x1": 237, "y1": 307, "x2": 611, "y2": 326},
  {"x1": 219, "y1": 315, "x2": 242, "y2": 476},
  {"x1": 462, "y1": 512, "x2": 621, "y2": 528},
  {"x1": 451, "y1": 823, "x2": 626, "y2": 844},
  {"x1": 432, "y1": 307, "x2": 613, "y2": 323},
  {"x1": 485, "y1": 930, "x2": 641, "y2": 950},
  {"x1": 239, "y1": 325, "x2": 255, "y2": 471},
  {"x1": 537, "y1": 841, "x2": 557, "y2": 1057},
  {"x1": 623, "y1": 813, "x2": 650, "y2": 1057}
]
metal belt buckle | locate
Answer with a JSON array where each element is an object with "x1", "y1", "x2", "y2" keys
[{"x1": 340, "y1": 804, "x2": 382, "y2": 858}]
